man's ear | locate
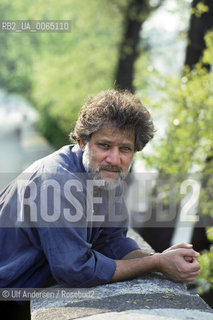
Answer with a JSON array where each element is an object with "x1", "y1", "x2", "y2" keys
[{"x1": 79, "y1": 139, "x2": 86, "y2": 152}]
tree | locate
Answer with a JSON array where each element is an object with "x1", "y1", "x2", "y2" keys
[
  {"x1": 115, "y1": 0, "x2": 163, "y2": 92},
  {"x1": 138, "y1": 0, "x2": 213, "y2": 303},
  {"x1": 0, "y1": 0, "x2": 165, "y2": 147},
  {"x1": 184, "y1": 0, "x2": 213, "y2": 71},
  {"x1": 183, "y1": 2, "x2": 213, "y2": 274},
  {"x1": 0, "y1": 0, "x2": 125, "y2": 147},
  {"x1": 184, "y1": 5, "x2": 213, "y2": 301}
]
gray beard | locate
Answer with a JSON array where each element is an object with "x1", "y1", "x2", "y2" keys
[{"x1": 82, "y1": 142, "x2": 133, "y2": 191}]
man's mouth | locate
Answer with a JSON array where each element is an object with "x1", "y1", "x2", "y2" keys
[{"x1": 98, "y1": 165, "x2": 122, "y2": 173}]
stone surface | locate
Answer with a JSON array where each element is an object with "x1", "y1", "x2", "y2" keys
[
  {"x1": 31, "y1": 229, "x2": 213, "y2": 319},
  {"x1": 31, "y1": 274, "x2": 213, "y2": 320},
  {"x1": 127, "y1": 228, "x2": 153, "y2": 252},
  {"x1": 67, "y1": 309, "x2": 213, "y2": 320}
]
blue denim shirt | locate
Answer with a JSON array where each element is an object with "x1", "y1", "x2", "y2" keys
[{"x1": 0, "y1": 145, "x2": 139, "y2": 288}]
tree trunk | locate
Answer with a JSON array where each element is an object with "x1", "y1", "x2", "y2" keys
[
  {"x1": 184, "y1": 0, "x2": 213, "y2": 71},
  {"x1": 114, "y1": 0, "x2": 156, "y2": 92}
]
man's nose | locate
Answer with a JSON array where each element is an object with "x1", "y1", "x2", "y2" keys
[{"x1": 105, "y1": 148, "x2": 121, "y2": 166}]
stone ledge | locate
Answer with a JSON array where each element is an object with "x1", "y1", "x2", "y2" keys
[
  {"x1": 31, "y1": 274, "x2": 212, "y2": 320},
  {"x1": 31, "y1": 229, "x2": 213, "y2": 319},
  {"x1": 58, "y1": 309, "x2": 213, "y2": 320}
]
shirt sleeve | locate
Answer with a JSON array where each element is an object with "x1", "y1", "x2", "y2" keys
[
  {"x1": 92, "y1": 196, "x2": 140, "y2": 260},
  {"x1": 92, "y1": 227, "x2": 140, "y2": 260},
  {"x1": 37, "y1": 227, "x2": 116, "y2": 288}
]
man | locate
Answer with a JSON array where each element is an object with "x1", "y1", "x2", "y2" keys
[{"x1": 0, "y1": 90, "x2": 200, "y2": 315}]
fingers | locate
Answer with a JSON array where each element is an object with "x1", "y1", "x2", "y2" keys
[
  {"x1": 159, "y1": 249, "x2": 200, "y2": 284},
  {"x1": 179, "y1": 260, "x2": 200, "y2": 283},
  {"x1": 180, "y1": 248, "x2": 200, "y2": 259},
  {"x1": 180, "y1": 270, "x2": 200, "y2": 283},
  {"x1": 167, "y1": 243, "x2": 193, "y2": 250},
  {"x1": 190, "y1": 259, "x2": 200, "y2": 272},
  {"x1": 181, "y1": 256, "x2": 200, "y2": 272},
  {"x1": 163, "y1": 243, "x2": 193, "y2": 254},
  {"x1": 173, "y1": 264, "x2": 200, "y2": 283},
  {"x1": 165, "y1": 271, "x2": 200, "y2": 284},
  {"x1": 184, "y1": 256, "x2": 194, "y2": 263},
  {"x1": 184, "y1": 256, "x2": 200, "y2": 264}
]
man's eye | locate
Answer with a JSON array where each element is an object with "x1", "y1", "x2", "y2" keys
[
  {"x1": 120, "y1": 147, "x2": 132, "y2": 152},
  {"x1": 98, "y1": 143, "x2": 109, "y2": 149}
]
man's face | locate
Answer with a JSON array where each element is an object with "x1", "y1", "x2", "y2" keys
[{"x1": 80, "y1": 125, "x2": 135, "y2": 187}]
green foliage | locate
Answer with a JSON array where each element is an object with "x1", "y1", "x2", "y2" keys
[
  {"x1": 0, "y1": 0, "x2": 125, "y2": 147},
  {"x1": 197, "y1": 245, "x2": 213, "y2": 294},
  {"x1": 144, "y1": 66, "x2": 213, "y2": 173},
  {"x1": 142, "y1": 30, "x2": 213, "y2": 293},
  {"x1": 191, "y1": 1, "x2": 209, "y2": 18},
  {"x1": 203, "y1": 31, "x2": 213, "y2": 65}
]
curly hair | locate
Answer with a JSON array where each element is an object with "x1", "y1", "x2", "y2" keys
[{"x1": 69, "y1": 89, "x2": 155, "y2": 151}]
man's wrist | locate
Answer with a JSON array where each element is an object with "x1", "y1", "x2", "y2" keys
[
  {"x1": 149, "y1": 252, "x2": 155, "y2": 256},
  {"x1": 150, "y1": 252, "x2": 161, "y2": 272}
]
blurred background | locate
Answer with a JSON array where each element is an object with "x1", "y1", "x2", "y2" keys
[{"x1": 0, "y1": 0, "x2": 213, "y2": 307}]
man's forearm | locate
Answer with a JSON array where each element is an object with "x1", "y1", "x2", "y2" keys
[
  {"x1": 121, "y1": 249, "x2": 154, "y2": 260},
  {"x1": 111, "y1": 254, "x2": 159, "y2": 282}
]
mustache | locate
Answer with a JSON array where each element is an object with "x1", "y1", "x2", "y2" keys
[{"x1": 98, "y1": 165, "x2": 122, "y2": 173}]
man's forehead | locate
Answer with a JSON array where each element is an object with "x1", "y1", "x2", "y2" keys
[{"x1": 91, "y1": 125, "x2": 135, "y2": 144}]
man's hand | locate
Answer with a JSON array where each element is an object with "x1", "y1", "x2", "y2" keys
[
  {"x1": 155, "y1": 243, "x2": 200, "y2": 283},
  {"x1": 111, "y1": 242, "x2": 200, "y2": 284}
]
